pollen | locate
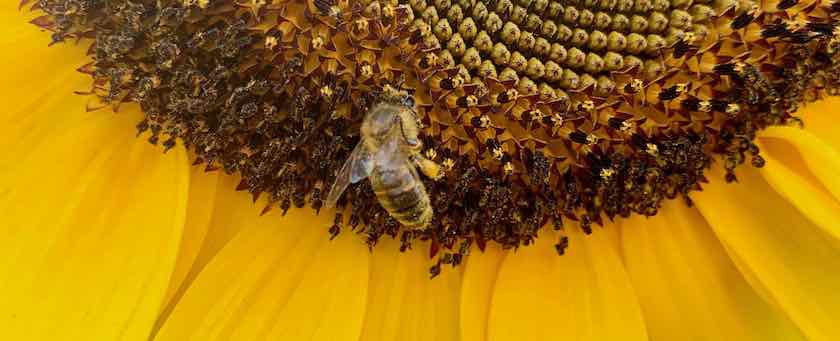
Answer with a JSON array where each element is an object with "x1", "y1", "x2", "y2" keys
[{"x1": 23, "y1": 0, "x2": 840, "y2": 266}]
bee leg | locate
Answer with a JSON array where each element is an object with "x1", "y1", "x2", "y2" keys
[
  {"x1": 397, "y1": 112, "x2": 423, "y2": 148},
  {"x1": 404, "y1": 136, "x2": 421, "y2": 149},
  {"x1": 412, "y1": 155, "x2": 443, "y2": 180}
]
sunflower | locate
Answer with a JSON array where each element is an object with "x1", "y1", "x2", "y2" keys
[{"x1": 2, "y1": 0, "x2": 840, "y2": 340}]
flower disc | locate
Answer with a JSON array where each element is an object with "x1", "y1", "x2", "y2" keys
[{"x1": 24, "y1": 0, "x2": 840, "y2": 270}]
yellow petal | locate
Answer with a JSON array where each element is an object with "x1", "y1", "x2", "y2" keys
[
  {"x1": 358, "y1": 239, "x2": 462, "y2": 341},
  {"x1": 760, "y1": 127, "x2": 840, "y2": 205},
  {"x1": 154, "y1": 175, "x2": 300, "y2": 333},
  {"x1": 757, "y1": 138, "x2": 840, "y2": 241},
  {"x1": 172, "y1": 175, "x2": 277, "y2": 286},
  {"x1": 155, "y1": 168, "x2": 220, "y2": 329},
  {"x1": 153, "y1": 197, "x2": 370, "y2": 340},
  {"x1": 799, "y1": 98, "x2": 840, "y2": 153},
  {"x1": 0, "y1": 5, "x2": 91, "y2": 122},
  {"x1": 487, "y1": 228, "x2": 648, "y2": 341},
  {"x1": 0, "y1": 7, "x2": 97, "y2": 175},
  {"x1": 360, "y1": 238, "x2": 461, "y2": 340},
  {"x1": 694, "y1": 165, "x2": 840, "y2": 341},
  {"x1": 620, "y1": 200, "x2": 805, "y2": 340},
  {"x1": 0, "y1": 82, "x2": 98, "y2": 182},
  {"x1": 0, "y1": 106, "x2": 190, "y2": 340},
  {"x1": 460, "y1": 244, "x2": 506, "y2": 341}
]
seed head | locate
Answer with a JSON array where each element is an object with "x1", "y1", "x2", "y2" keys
[{"x1": 28, "y1": 0, "x2": 840, "y2": 264}]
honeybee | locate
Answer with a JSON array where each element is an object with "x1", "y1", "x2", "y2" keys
[{"x1": 325, "y1": 86, "x2": 441, "y2": 229}]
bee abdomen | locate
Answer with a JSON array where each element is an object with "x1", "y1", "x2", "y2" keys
[{"x1": 373, "y1": 167, "x2": 433, "y2": 228}]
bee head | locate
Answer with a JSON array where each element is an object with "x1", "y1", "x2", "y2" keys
[
  {"x1": 362, "y1": 100, "x2": 422, "y2": 150},
  {"x1": 379, "y1": 84, "x2": 415, "y2": 108},
  {"x1": 402, "y1": 95, "x2": 415, "y2": 110}
]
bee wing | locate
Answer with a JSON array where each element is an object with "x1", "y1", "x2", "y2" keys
[
  {"x1": 325, "y1": 141, "x2": 375, "y2": 208},
  {"x1": 373, "y1": 134, "x2": 411, "y2": 170}
]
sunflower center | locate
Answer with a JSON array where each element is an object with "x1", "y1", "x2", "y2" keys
[{"x1": 25, "y1": 0, "x2": 840, "y2": 275}]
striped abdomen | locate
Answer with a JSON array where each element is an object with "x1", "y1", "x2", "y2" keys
[{"x1": 370, "y1": 165, "x2": 432, "y2": 228}]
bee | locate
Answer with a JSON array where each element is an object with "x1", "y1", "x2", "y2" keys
[{"x1": 326, "y1": 86, "x2": 441, "y2": 229}]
